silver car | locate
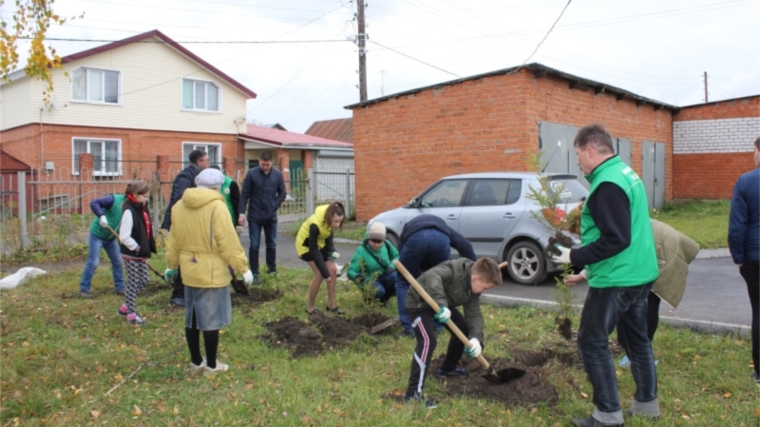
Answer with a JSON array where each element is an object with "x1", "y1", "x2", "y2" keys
[{"x1": 368, "y1": 172, "x2": 588, "y2": 285}]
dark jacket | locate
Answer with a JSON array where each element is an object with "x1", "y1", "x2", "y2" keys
[
  {"x1": 121, "y1": 200, "x2": 157, "y2": 258},
  {"x1": 239, "y1": 167, "x2": 287, "y2": 223},
  {"x1": 399, "y1": 214, "x2": 477, "y2": 261},
  {"x1": 406, "y1": 258, "x2": 484, "y2": 342},
  {"x1": 161, "y1": 164, "x2": 202, "y2": 230},
  {"x1": 729, "y1": 167, "x2": 760, "y2": 264}
]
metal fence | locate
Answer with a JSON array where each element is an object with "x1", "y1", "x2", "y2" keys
[{"x1": 0, "y1": 164, "x2": 357, "y2": 255}]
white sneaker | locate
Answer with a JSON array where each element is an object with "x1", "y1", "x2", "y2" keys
[
  {"x1": 204, "y1": 362, "x2": 229, "y2": 377},
  {"x1": 188, "y1": 360, "x2": 207, "y2": 374}
]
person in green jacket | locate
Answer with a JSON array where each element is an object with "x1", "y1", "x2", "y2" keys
[
  {"x1": 209, "y1": 165, "x2": 240, "y2": 227},
  {"x1": 79, "y1": 193, "x2": 126, "y2": 298},
  {"x1": 552, "y1": 124, "x2": 660, "y2": 427},
  {"x1": 347, "y1": 222, "x2": 399, "y2": 305}
]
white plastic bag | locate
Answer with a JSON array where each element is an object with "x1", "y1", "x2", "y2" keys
[{"x1": 0, "y1": 267, "x2": 47, "y2": 289}]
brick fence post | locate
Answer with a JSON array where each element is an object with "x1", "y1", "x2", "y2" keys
[
  {"x1": 277, "y1": 147, "x2": 291, "y2": 193},
  {"x1": 78, "y1": 153, "x2": 94, "y2": 214}
]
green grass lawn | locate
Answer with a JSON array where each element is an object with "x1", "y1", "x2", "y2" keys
[
  {"x1": 1, "y1": 253, "x2": 757, "y2": 426},
  {"x1": 653, "y1": 200, "x2": 731, "y2": 249}
]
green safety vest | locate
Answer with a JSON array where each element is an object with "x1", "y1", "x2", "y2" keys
[
  {"x1": 581, "y1": 156, "x2": 658, "y2": 288},
  {"x1": 90, "y1": 194, "x2": 125, "y2": 240}
]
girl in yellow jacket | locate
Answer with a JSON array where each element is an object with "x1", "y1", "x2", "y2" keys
[
  {"x1": 296, "y1": 201, "x2": 345, "y2": 315},
  {"x1": 164, "y1": 169, "x2": 253, "y2": 377}
]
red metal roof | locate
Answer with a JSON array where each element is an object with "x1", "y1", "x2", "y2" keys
[
  {"x1": 0, "y1": 150, "x2": 34, "y2": 172},
  {"x1": 60, "y1": 30, "x2": 256, "y2": 99},
  {"x1": 240, "y1": 124, "x2": 353, "y2": 148},
  {"x1": 304, "y1": 118, "x2": 353, "y2": 143}
]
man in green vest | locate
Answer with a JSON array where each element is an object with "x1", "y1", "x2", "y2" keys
[
  {"x1": 552, "y1": 124, "x2": 660, "y2": 427},
  {"x1": 209, "y1": 165, "x2": 240, "y2": 226}
]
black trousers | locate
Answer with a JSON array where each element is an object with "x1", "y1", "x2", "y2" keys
[
  {"x1": 171, "y1": 268, "x2": 185, "y2": 300},
  {"x1": 406, "y1": 306, "x2": 468, "y2": 396},
  {"x1": 740, "y1": 260, "x2": 759, "y2": 376}
]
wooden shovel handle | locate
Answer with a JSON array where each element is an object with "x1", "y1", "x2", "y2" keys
[
  {"x1": 104, "y1": 225, "x2": 166, "y2": 282},
  {"x1": 393, "y1": 259, "x2": 492, "y2": 371}
]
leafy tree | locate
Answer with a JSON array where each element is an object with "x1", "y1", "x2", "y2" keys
[{"x1": 0, "y1": 0, "x2": 82, "y2": 103}]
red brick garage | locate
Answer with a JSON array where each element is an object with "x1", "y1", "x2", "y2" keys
[{"x1": 346, "y1": 63, "x2": 676, "y2": 221}]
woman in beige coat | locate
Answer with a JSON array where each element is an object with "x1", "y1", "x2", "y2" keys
[{"x1": 165, "y1": 169, "x2": 253, "y2": 377}]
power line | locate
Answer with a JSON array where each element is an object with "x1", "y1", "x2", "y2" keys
[
  {"x1": 17, "y1": 36, "x2": 350, "y2": 44},
  {"x1": 521, "y1": 0, "x2": 571, "y2": 65},
  {"x1": 370, "y1": 40, "x2": 460, "y2": 78}
]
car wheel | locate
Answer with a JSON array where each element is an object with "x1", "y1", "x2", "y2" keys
[
  {"x1": 505, "y1": 241, "x2": 547, "y2": 285},
  {"x1": 386, "y1": 232, "x2": 400, "y2": 250}
]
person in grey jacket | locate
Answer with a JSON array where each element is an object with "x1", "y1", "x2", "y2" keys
[
  {"x1": 238, "y1": 151, "x2": 287, "y2": 283},
  {"x1": 402, "y1": 257, "x2": 501, "y2": 408}
]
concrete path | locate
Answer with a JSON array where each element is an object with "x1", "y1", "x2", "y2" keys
[{"x1": 243, "y1": 232, "x2": 751, "y2": 337}]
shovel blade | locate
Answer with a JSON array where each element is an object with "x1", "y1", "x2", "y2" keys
[
  {"x1": 482, "y1": 367, "x2": 526, "y2": 384},
  {"x1": 369, "y1": 318, "x2": 400, "y2": 334},
  {"x1": 230, "y1": 278, "x2": 249, "y2": 296}
]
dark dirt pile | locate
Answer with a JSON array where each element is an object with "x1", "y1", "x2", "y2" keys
[{"x1": 261, "y1": 312, "x2": 394, "y2": 357}]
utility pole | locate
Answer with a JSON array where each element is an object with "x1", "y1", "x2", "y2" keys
[
  {"x1": 357, "y1": 0, "x2": 367, "y2": 102},
  {"x1": 703, "y1": 71, "x2": 708, "y2": 103}
]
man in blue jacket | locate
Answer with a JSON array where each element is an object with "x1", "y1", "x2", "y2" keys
[
  {"x1": 238, "y1": 151, "x2": 287, "y2": 284},
  {"x1": 162, "y1": 149, "x2": 209, "y2": 307},
  {"x1": 728, "y1": 136, "x2": 760, "y2": 387},
  {"x1": 394, "y1": 214, "x2": 477, "y2": 337}
]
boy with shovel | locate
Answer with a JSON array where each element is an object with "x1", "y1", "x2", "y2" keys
[{"x1": 403, "y1": 257, "x2": 501, "y2": 408}]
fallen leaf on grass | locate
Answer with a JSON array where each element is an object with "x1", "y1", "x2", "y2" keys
[
  {"x1": 22, "y1": 342, "x2": 29, "y2": 347},
  {"x1": 90, "y1": 411, "x2": 100, "y2": 419},
  {"x1": 114, "y1": 374, "x2": 123, "y2": 381},
  {"x1": 754, "y1": 407, "x2": 760, "y2": 417},
  {"x1": 681, "y1": 414, "x2": 690, "y2": 420},
  {"x1": 133, "y1": 405, "x2": 142, "y2": 416},
  {"x1": 723, "y1": 392, "x2": 732, "y2": 399},
  {"x1": 173, "y1": 405, "x2": 179, "y2": 415},
  {"x1": 580, "y1": 392, "x2": 588, "y2": 399}
]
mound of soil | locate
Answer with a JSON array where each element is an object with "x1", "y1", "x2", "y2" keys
[
  {"x1": 432, "y1": 356, "x2": 559, "y2": 408},
  {"x1": 230, "y1": 287, "x2": 283, "y2": 306},
  {"x1": 261, "y1": 312, "x2": 394, "y2": 357}
]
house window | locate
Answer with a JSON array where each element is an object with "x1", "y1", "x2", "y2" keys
[
  {"x1": 72, "y1": 67, "x2": 120, "y2": 104},
  {"x1": 182, "y1": 79, "x2": 219, "y2": 111},
  {"x1": 182, "y1": 143, "x2": 221, "y2": 169},
  {"x1": 72, "y1": 138, "x2": 122, "y2": 175}
]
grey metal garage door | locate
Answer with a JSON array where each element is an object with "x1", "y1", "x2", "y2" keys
[{"x1": 641, "y1": 141, "x2": 665, "y2": 209}]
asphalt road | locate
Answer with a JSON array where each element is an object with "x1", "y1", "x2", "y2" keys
[{"x1": 246, "y1": 233, "x2": 751, "y2": 336}]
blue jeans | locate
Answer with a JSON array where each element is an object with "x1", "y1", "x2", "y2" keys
[
  {"x1": 79, "y1": 232, "x2": 124, "y2": 293},
  {"x1": 249, "y1": 218, "x2": 278, "y2": 273},
  {"x1": 370, "y1": 270, "x2": 397, "y2": 302},
  {"x1": 578, "y1": 281, "x2": 657, "y2": 420},
  {"x1": 395, "y1": 229, "x2": 451, "y2": 334}
]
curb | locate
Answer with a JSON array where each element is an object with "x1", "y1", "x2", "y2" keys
[
  {"x1": 480, "y1": 293, "x2": 750, "y2": 338},
  {"x1": 695, "y1": 248, "x2": 732, "y2": 259},
  {"x1": 334, "y1": 237, "x2": 362, "y2": 245}
]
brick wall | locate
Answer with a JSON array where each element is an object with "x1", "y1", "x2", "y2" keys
[
  {"x1": 672, "y1": 96, "x2": 759, "y2": 199},
  {"x1": 351, "y1": 69, "x2": 673, "y2": 221},
  {"x1": 0, "y1": 123, "x2": 246, "y2": 178}
]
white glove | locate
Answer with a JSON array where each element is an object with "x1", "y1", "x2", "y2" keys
[
  {"x1": 434, "y1": 306, "x2": 451, "y2": 323},
  {"x1": 551, "y1": 244, "x2": 572, "y2": 265},
  {"x1": 99, "y1": 215, "x2": 108, "y2": 228},
  {"x1": 330, "y1": 252, "x2": 340, "y2": 260},
  {"x1": 465, "y1": 338, "x2": 482, "y2": 358},
  {"x1": 242, "y1": 270, "x2": 254, "y2": 286}
]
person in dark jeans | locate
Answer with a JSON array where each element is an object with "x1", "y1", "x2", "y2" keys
[
  {"x1": 728, "y1": 136, "x2": 760, "y2": 387},
  {"x1": 394, "y1": 214, "x2": 477, "y2": 337},
  {"x1": 238, "y1": 151, "x2": 287, "y2": 284},
  {"x1": 552, "y1": 124, "x2": 659, "y2": 427},
  {"x1": 162, "y1": 149, "x2": 209, "y2": 307}
]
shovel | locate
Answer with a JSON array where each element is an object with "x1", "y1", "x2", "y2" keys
[
  {"x1": 393, "y1": 259, "x2": 525, "y2": 385},
  {"x1": 104, "y1": 225, "x2": 168, "y2": 286}
]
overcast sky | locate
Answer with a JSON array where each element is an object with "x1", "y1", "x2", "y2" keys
[{"x1": 3, "y1": 0, "x2": 759, "y2": 133}]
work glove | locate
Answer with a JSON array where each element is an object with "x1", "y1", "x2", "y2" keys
[
  {"x1": 164, "y1": 269, "x2": 178, "y2": 283},
  {"x1": 465, "y1": 338, "x2": 482, "y2": 358},
  {"x1": 242, "y1": 270, "x2": 254, "y2": 286},
  {"x1": 99, "y1": 215, "x2": 108, "y2": 228},
  {"x1": 384, "y1": 267, "x2": 395, "y2": 275},
  {"x1": 550, "y1": 243, "x2": 572, "y2": 265},
  {"x1": 329, "y1": 252, "x2": 340, "y2": 261},
  {"x1": 434, "y1": 306, "x2": 451, "y2": 324},
  {"x1": 354, "y1": 273, "x2": 365, "y2": 284}
]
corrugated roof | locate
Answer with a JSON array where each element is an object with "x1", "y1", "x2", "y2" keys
[
  {"x1": 240, "y1": 124, "x2": 353, "y2": 149},
  {"x1": 6, "y1": 30, "x2": 256, "y2": 98},
  {"x1": 345, "y1": 63, "x2": 678, "y2": 112},
  {"x1": 304, "y1": 118, "x2": 353, "y2": 143}
]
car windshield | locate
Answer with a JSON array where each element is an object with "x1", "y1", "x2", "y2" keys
[{"x1": 547, "y1": 177, "x2": 587, "y2": 203}]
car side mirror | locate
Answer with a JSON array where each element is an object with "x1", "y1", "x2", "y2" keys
[{"x1": 408, "y1": 198, "x2": 419, "y2": 208}]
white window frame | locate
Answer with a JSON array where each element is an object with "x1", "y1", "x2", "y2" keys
[
  {"x1": 71, "y1": 137, "x2": 123, "y2": 176},
  {"x1": 181, "y1": 78, "x2": 221, "y2": 113},
  {"x1": 70, "y1": 66, "x2": 123, "y2": 105},
  {"x1": 182, "y1": 142, "x2": 222, "y2": 169}
]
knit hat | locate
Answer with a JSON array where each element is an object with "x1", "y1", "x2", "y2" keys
[
  {"x1": 194, "y1": 169, "x2": 225, "y2": 189},
  {"x1": 368, "y1": 222, "x2": 386, "y2": 241}
]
